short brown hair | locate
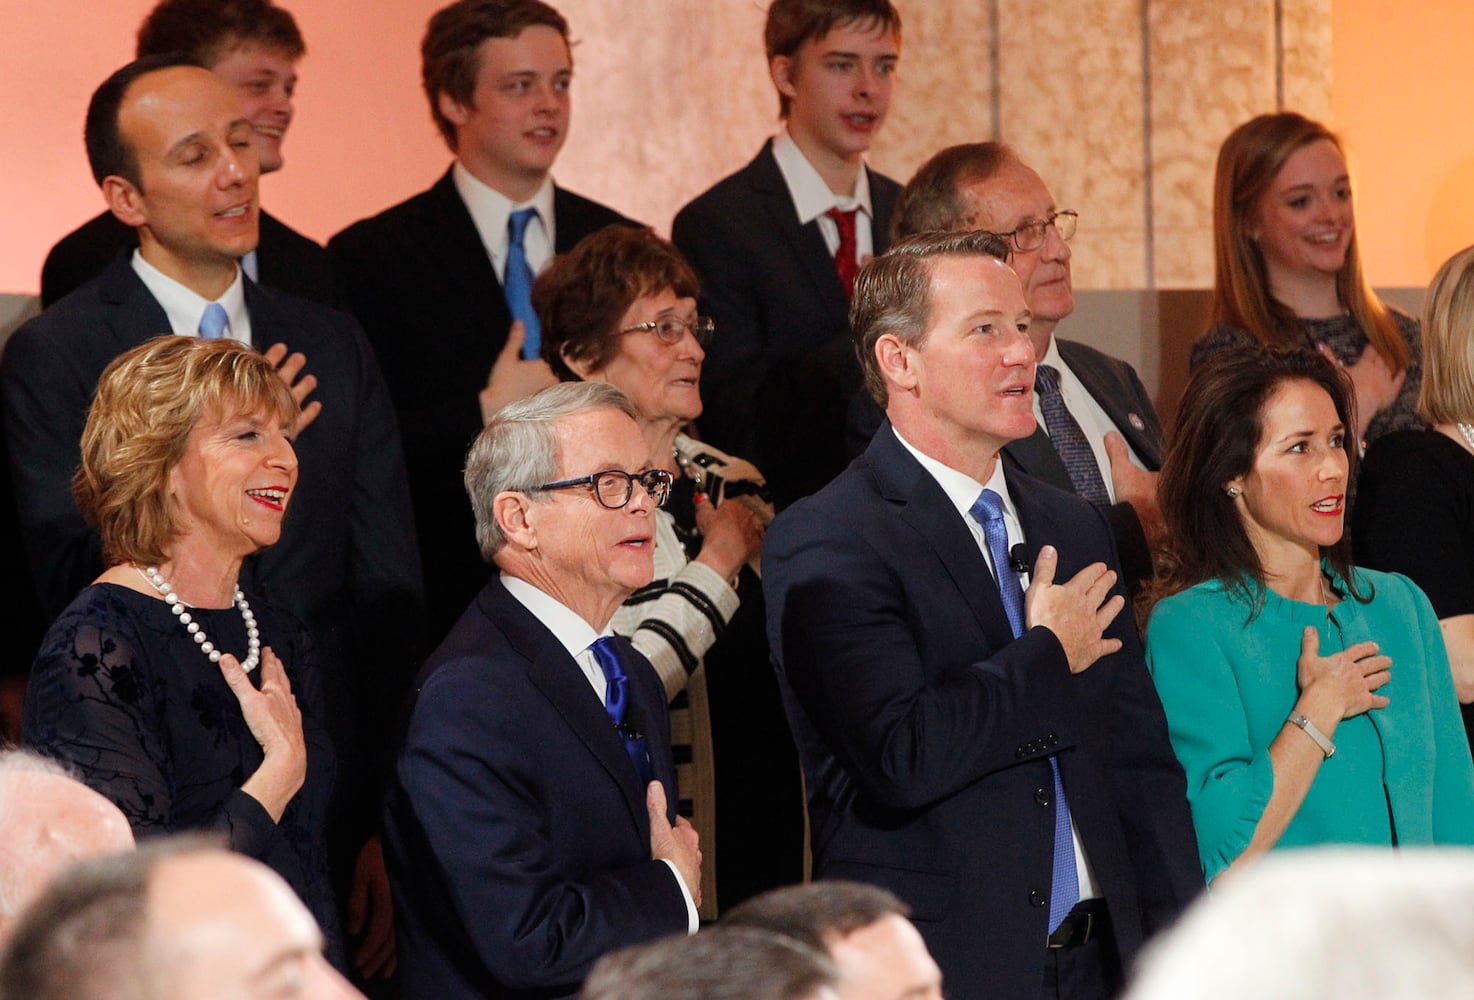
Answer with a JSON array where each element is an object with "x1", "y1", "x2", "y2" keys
[
  {"x1": 533, "y1": 225, "x2": 699, "y2": 382},
  {"x1": 72, "y1": 336, "x2": 298, "y2": 569},
  {"x1": 764, "y1": 0, "x2": 901, "y2": 118},
  {"x1": 136, "y1": 0, "x2": 306, "y2": 65},
  {"x1": 421, "y1": 0, "x2": 569, "y2": 152},
  {"x1": 851, "y1": 229, "x2": 1011, "y2": 407},
  {"x1": 893, "y1": 142, "x2": 1018, "y2": 241},
  {"x1": 724, "y1": 880, "x2": 909, "y2": 955}
]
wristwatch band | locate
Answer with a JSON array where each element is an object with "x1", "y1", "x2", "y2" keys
[{"x1": 1287, "y1": 711, "x2": 1336, "y2": 759}]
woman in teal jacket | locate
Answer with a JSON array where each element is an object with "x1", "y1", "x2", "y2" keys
[{"x1": 1145, "y1": 348, "x2": 1474, "y2": 884}]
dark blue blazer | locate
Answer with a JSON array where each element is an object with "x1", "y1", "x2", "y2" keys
[
  {"x1": 762, "y1": 425, "x2": 1200, "y2": 1000},
  {"x1": 672, "y1": 140, "x2": 901, "y2": 506},
  {"x1": 384, "y1": 577, "x2": 689, "y2": 999},
  {"x1": 0, "y1": 256, "x2": 424, "y2": 853}
]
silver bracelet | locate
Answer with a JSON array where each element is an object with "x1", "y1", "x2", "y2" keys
[{"x1": 1286, "y1": 712, "x2": 1336, "y2": 759}]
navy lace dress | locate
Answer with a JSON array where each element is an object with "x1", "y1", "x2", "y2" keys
[{"x1": 23, "y1": 583, "x2": 342, "y2": 963}]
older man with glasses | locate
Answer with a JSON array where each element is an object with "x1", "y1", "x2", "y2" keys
[{"x1": 383, "y1": 381, "x2": 701, "y2": 1000}]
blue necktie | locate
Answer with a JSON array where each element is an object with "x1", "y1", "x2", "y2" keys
[
  {"x1": 504, "y1": 207, "x2": 541, "y2": 359},
  {"x1": 970, "y1": 488, "x2": 1080, "y2": 933},
  {"x1": 1035, "y1": 364, "x2": 1110, "y2": 506},
  {"x1": 589, "y1": 636, "x2": 653, "y2": 787},
  {"x1": 198, "y1": 302, "x2": 229, "y2": 340}
]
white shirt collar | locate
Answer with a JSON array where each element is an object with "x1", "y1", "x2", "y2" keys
[
  {"x1": 892, "y1": 426, "x2": 1018, "y2": 527},
  {"x1": 770, "y1": 126, "x2": 873, "y2": 225},
  {"x1": 500, "y1": 572, "x2": 605, "y2": 659},
  {"x1": 130, "y1": 249, "x2": 251, "y2": 345},
  {"x1": 453, "y1": 162, "x2": 556, "y2": 271}
]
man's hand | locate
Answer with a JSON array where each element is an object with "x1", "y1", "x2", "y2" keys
[
  {"x1": 1105, "y1": 431, "x2": 1164, "y2": 547},
  {"x1": 1023, "y1": 546, "x2": 1124, "y2": 674},
  {"x1": 262, "y1": 342, "x2": 322, "y2": 437},
  {"x1": 348, "y1": 835, "x2": 397, "y2": 979},
  {"x1": 647, "y1": 781, "x2": 701, "y2": 909},
  {"x1": 479, "y1": 321, "x2": 559, "y2": 425}
]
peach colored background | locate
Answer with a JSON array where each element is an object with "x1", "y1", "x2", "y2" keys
[{"x1": 2, "y1": 0, "x2": 1468, "y2": 295}]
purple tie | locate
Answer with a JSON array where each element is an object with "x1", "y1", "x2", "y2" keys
[{"x1": 1035, "y1": 364, "x2": 1110, "y2": 505}]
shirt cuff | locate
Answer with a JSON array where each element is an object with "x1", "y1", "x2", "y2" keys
[{"x1": 658, "y1": 858, "x2": 699, "y2": 933}]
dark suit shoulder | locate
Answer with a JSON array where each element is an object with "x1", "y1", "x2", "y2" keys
[
  {"x1": 328, "y1": 176, "x2": 459, "y2": 251},
  {"x1": 39, "y1": 213, "x2": 137, "y2": 308},
  {"x1": 672, "y1": 147, "x2": 776, "y2": 229},
  {"x1": 550, "y1": 187, "x2": 639, "y2": 249}
]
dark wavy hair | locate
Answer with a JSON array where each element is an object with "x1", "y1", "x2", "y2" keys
[{"x1": 1149, "y1": 346, "x2": 1369, "y2": 620}]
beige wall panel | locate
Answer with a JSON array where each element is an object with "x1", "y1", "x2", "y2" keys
[
  {"x1": 1148, "y1": 0, "x2": 1277, "y2": 288},
  {"x1": 1281, "y1": 0, "x2": 1333, "y2": 121}
]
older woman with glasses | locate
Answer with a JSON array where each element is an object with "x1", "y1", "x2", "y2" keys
[
  {"x1": 1193, "y1": 112, "x2": 1421, "y2": 445},
  {"x1": 533, "y1": 225, "x2": 803, "y2": 915}
]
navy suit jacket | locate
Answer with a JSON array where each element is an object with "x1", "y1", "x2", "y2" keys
[
  {"x1": 0, "y1": 256, "x2": 423, "y2": 853},
  {"x1": 763, "y1": 425, "x2": 1200, "y2": 999},
  {"x1": 672, "y1": 140, "x2": 901, "y2": 506},
  {"x1": 849, "y1": 337, "x2": 1165, "y2": 592},
  {"x1": 328, "y1": 169, "x2": 636, "y2": 638},
  {"x1": 384, "y1": 577, "x2": 689, "y2": 999},
  {"x1": 40, "y1": 209, "x2": 335, "y2": 308}
]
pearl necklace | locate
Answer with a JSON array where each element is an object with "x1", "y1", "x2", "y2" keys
[
  {"x1": 1457, "y1": 423, "x2": 1474, "y2": 453},
  {"x1": 137, "y1": 566, "x2": 260, "y2": 673}
]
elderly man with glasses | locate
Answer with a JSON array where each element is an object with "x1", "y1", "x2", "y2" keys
[
  {"x1": 851, "y1": 143, "x2": 1167, "y2": 594},
  {"x1": 382, "y1": 381, "x2": 701, "y2": 1000}
]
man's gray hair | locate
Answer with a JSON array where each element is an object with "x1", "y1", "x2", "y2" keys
[
  {"x1": 851, "y1": 228, "x2": 1012, "y2": 407},
  {"x1": 465, "y1": 381, "x2": 637, "y2": 561},
  {"x1": 891, "y1": 141, "x2": 1019, "y2": 240},
  {"x1": 0, "y1": 750, "x2": 80, "y2": 920},
  {"x1": 581, "y1": 926, "x2": 837, "y2": 1000}
]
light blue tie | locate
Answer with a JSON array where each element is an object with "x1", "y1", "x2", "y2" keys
[
  {"x1": 198, "y1": 302, "x2": 229, "y2": 340},
  {"x1": 969, "y1": 488, "x2": 1080, "y2": 933},
  {"x1": 504, "y1": 207, "x2": 541, "y2": 359}
]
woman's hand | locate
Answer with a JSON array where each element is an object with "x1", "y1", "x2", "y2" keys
[
  {"x1": 693, "y1": 493, "x2": 764, "y2": 581},
  {"x1": 1321, "y1": 343, "x2": 1405, "y2": 440},
  {"x1": 222, "y1": 646, "x2": 308, "y2": 822},
  {"x1": 1296, "y1": 628, "x2": 1392, "y2": 721}
]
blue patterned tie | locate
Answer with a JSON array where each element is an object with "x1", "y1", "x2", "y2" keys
[
  {"x1": 1035, "y1": 364, "x2": 1110, "y2": 505},
  {"x1": 969, "y1": 488, "x2": 1080, "y2": 933},
  {"x1": 197, "y1": 302, "x2": 229, "y2": 340},
  {"x1": 504, "y1": 207, "x2": 541, "y2": 359},
  {"x1": 589, "y1": 636, "x2": 653, "y2": 786}
]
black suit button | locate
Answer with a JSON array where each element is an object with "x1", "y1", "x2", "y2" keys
[
  {"x1": 1034, "y1": 787, "x2": 1051, "y2": 807},
  {"x1": 1016, "y1": 747, "x2": 1026, "y2": 759},
  {"x1": 1047, "y1": 733, "x2": 1059, "y2": 747},
  {"x1": 1029, "y1": 889, "x2": 1047, "y2": 908}
]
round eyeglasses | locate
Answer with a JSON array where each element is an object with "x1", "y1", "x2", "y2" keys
[
  {"x1": 1000, "y1": 210, "x2": 1078, "y2": 253},
  {"x1": 619, "y1": 315, "x2": 715, "y2": 347},
  {"x1": 532, "y1": 468, "x2": 673, "y2": 509}
]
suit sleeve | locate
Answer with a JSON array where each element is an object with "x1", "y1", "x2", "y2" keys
[
  {"x1": 394, "y1": 662, "x2": 688, "y2": 990},
  {"x1": 764, "y1": 505, "x2": 1079, "y2": 810},
  {"x1": 0, "y1": 320, "x2": 105, "y2": 617}
]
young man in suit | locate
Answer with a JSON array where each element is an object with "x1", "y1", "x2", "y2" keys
[
  {"x1": 329, "y1": 0, "x2": 636, "y2": 639},
  {"x1": 671, "y1": 0, "x2": 902, "y2": 507},
  {"x1": 763, "y1": 230, "x2": 1200, "y2": 999},
  {"x1": 384, "y1": 382, "x2": 700, "y2": 999},
  {"x1": 39, "y1": 0, "x2": 333, "y2": 308},
  {"x1": 853, "y1": 142, "x2": 1166, "y2": 591},
  {"x1": 0, "y1": 56, "x2": 422, "y2": 986}
]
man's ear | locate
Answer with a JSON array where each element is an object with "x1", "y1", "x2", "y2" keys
[
  {"x1": 102, "y1": 176, "x2": 147, "y2": 228},
  {"x1": 875, "y1": 333, "x2": 917, "y2": 394},
  {"x1": 769, "y1": 55, "x2": 798, "y2": 103},
  {"x1": 494, "y1": 491, "x2": 538, "y2": 550},
  {"x1": 438, "y1": 90, "x2": 472, "y2": 129}
]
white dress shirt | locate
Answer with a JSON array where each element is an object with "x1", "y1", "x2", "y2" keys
[
  {"x1": 891, "y1": 430, "x2": 1101, "y2": 902},
  {"x1": 131, "y1": 250, "x2": 252, "y2": 346},
  {"x1": 453, "y1": 163, "x2": 557, "y2": 284},
  {"x1": 499, "y1": 572, "x2": 699, "y2": 932},
  {"x1": 1034, "y1": 336, "x2": 1148, "y2": 503},
  {"x1": 770, "y1": 126, "x2": 874, "y2": 266}
]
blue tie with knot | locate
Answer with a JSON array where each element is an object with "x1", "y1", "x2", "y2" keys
[
  {"x1": 504, "y1": 207, "x2": 541, "y2": 359},
  {"x1": 197, "y1": 302, "x2": 229, "y2": 340},
  {"x1": 588, "y1": 636, "x2": 652, "y2": 786},
  {"x1": 1034, "y1": 364, "x2": 1110, "y2": 506},
  {"x1": 969, "y1": 488, "x2": 1080, "y2": 933}
]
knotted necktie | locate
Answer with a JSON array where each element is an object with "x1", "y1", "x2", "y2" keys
[
  {"x1": 969, "y1": 488, "x2": 1080, "y2": 933},
  {"x1": 589, "y1": 636, "x2": 653, "y2": 787},
  {"x1": 504, "y1": 207, "x2": 541, "y2": 359},
  {"x1": 826, "y1": 207, "x2": 860, "y2": 299},
  {"x1": 1034, "y1": 364, "x2": 1110, "y2": 506},
  {"x1": 197, "y1": 302, "x2": 230, "y2": 340}
]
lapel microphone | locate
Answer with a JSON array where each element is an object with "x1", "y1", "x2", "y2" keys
[{"x1": 1009, "y1": 544, "x2": 1031, "y2": 576}]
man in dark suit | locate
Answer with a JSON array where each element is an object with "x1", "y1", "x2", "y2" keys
[
  {"x1": 0, "y1": 56, "x2": 421, "y2": 985},
  {"x1": 329, "y1": 0, "x2": 635, "y2": 639},
  {"x1": 39, "y1": 0, "x2": 333, "y2": 308},
  {"x1": 671, "y1": 0, "x2": 902, "y2": 506},
  {"x1": 384, "y1": 382, "x2": 700, "y2": 999},
  {"x1": 852, "y1": 142, "x2": 1165, "y2": 590},
  {"x1": 764, "y1": 231, "x2": 1200, "y2": 999}
]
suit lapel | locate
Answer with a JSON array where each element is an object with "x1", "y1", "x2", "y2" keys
[
  {"x1": 747, "y1": 143, "x2": 851, "y2": 319},
  {"x1": 1002, "y1": 428, "x2": 1074, "y2": 492},
  {"x1": 97, "y1": 257, "x2": 173, "y2": 353},
  {"x1": 868, "y1": 428, "x2": 1018, "y2": 646},
  {"x1": 1058, "y1": 340, "x2": 1163, "y2": 468}
]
